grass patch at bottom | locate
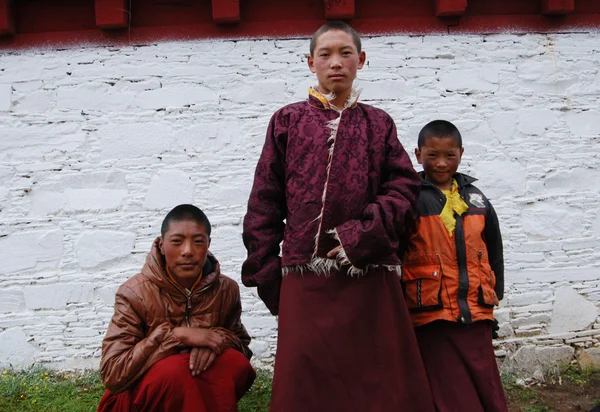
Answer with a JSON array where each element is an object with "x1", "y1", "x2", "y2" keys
[
  {"x1": 0, "y1": 366, "x2": 272, "y2": 412},
  {"x1": 0, "y1": 368, "x2": 104, "y2": 412}
]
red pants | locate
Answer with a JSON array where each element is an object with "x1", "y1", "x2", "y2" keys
[
  {"x1": 415, "y1": 321, "x2": 507, "y2": 412},
  {"x1": 97, "y1": 349, "x2": 256, "y2": 412}
]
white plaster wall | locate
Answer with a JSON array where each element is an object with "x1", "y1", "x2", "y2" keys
[{"x1": 1, "y1": 32, "x2": 599, "y2": 372}]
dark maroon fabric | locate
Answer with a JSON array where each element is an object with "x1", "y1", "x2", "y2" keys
[
  {"x1": 415, "y1": 321, "x2": 508, "y2": 412},
  {"x1": 270, "y1": 267, "x2": 435, "y2": 412},
  {"x1": 242, "y1": 94, "x2": 420, "y2": 314},
  {"x1": 97, "y1": 350, "x2": 256, "y2": 412}
]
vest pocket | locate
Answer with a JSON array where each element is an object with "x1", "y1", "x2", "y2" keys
[
  {"x1": 402, "y1": 265, "x2": 443, "y2": 313},
  {"x1": 477, "y1": 270, "x2": 499, "y2": 308}
]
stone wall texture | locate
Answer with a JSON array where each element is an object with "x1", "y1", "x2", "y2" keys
[{"x1": 1, "y1": 32, "x2": 599, "y2": 374}]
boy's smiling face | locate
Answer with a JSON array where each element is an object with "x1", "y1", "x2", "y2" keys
[
  {"x1": 415, "y1": 136, "x2": 464, "y2": 191},
  {"x1": 158, "y1": 220, "x2": 210, "y2": 289},
  {"x1": 308, "y1": 29, "x2": 366, "y2": 108}
]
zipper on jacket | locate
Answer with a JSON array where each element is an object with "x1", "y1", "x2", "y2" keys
[
  {"x1": 455, "y1": 215, "x2": 472, "y2": 324},
  {"x1": 184, "y1": 284, "x2": 213, "y2": 328},
  {"x1": 185, "y1": 294, "x2": 191, "y2": 327}
]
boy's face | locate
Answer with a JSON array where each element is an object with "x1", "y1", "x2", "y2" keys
[
  {"x1": 158, "y1": 220, "x2": 210, "y2": 286},
  {"x1": 415, "y1": 136, "x2": 464, "y2": 190},
  {"x1": 308, "y1": 30, "x2": 366, "y2": 102}
]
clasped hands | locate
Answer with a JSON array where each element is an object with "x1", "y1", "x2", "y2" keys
[{"x1": 173, "y1": 327, "x2": 227, "y2": 377}]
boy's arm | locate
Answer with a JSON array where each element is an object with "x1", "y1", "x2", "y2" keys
[
  {"x1": 484, "y1": 200, "x2": 504, "y2": 300},
  {"x1": 242, "y1": 113, "x2": 286, "y2": 316},
  {"x1": 211, "y1": 281, "x2": 253, "y2": 359},
  {"x1": 333, "y1": 119, "x2": 421, "y2": 269},
  {"x1": 100, "y1": 286, "x2": 184, "y2": 393}
]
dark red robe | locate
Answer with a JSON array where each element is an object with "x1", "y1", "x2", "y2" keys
[{"x1": 243, "y1": 89, "x2": 435, "y2": 411}]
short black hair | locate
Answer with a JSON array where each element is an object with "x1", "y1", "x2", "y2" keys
[
  {"x1": 417, "y1": 120, "x2": 463, "y2": 149},
  {"x1": 309, "y1": 21, "x2": 362, "y2": 57},
  {"x1": 161, "y1": 204, "x2": 211, "y2": 237}
]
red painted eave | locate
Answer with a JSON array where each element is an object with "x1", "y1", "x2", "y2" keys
[{"x1": 1, "y1": 0, "x2": 600, "y2": 50}]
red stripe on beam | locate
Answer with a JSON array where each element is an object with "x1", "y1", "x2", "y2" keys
[
  {"x1": 325, "y1": 0, "x2": 355, "y2": 20},
  {"x1": 0, "y1": 0, "x2": 14, "y2": 36},
  {"x1": 211, "y1": 0, "x2": 240, "y2": 24},
  {"x1": 95, "y1": 0, "x2": 129, "y2": 29},
  {"x1": 435, "y1": 0, "x2": 468, "y2": 17},
  {"x1": 541, "y1": 0, "x2": 575, "y2": 15}
]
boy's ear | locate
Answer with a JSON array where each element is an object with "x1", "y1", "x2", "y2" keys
[
  {"x1": 459, "y1": 147, "x2": 465, "y2": 162},
  {"x1": 415, "y1": 148, "x2": 423, "y2": 164},
  {"x1": 358, "y1": 51, "x2": 366, "y2": 70},
  {"x1": 158, "y1": 237, "x2": 165, "y2": 255},
  {"x1": 307, "y1": 55, "x2": 316, "y2": 73}
]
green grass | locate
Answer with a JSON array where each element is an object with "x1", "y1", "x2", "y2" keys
[
  {"x1": 238, "y1": 369, "x2": 272, "y2": 411},
  {"x1": 0, "y1": 368, "x2": 104, "y2": 411},
  {"x1": 501, "y1": 373, "x2": 541, "y2": 402},
  {"x1": 0, "y1": 367, "x2": 272, "y2": 412},
  {"x1": 2, "y1": 364, "x2": 598, "y2": 411},
  {"x1": 560, "y1": 362, "x2": 600, "y2": 386}
]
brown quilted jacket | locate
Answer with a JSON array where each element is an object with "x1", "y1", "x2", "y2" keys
[{"x1": 100, "y1": 238, "x2": 252, "y2": 393}]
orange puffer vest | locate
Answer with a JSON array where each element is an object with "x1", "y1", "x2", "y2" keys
[{"x1": 401, "y1": 173, "x2": 504, "y2": 328}]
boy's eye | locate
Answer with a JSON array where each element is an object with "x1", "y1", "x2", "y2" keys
[
  {"x1": 194, "y1": 240, "x2": 205, "y2": 245},
  {"x1": 171, "y1": 240, "x2": 182, "y2": 245},
  {"x1": 319, "y1": 54, "x2": 329, "y2": 57}
]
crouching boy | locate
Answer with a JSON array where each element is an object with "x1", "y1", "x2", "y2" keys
[{"x1": 98, "y1": 204, "x2": 255, "y2": 412}]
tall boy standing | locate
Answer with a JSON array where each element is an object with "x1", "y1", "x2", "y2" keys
[
  {"x1": 242, "y1": 22, "x2": 435, "y2": 412},
  {"x1": 401, "y1": 120, "x2": 507, "y2": 411}
]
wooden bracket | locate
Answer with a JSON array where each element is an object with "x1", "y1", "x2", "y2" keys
[
  {"x1": 0, "y1": 0, "x2": 14, "y2": 37},
  {"x1": 211, "y1": 0, "x2": 240, "y2": 24},
  {"x1": 324, "y1": 0, "x2": 355, "y2": 20},
  {"x1": 541, "y1": 0, "x2": 575, "y2": 15},
  {"x1": 435, "y1": 0, "x2": 468, "y2": 17},
  {"x1": 95, "y1": 0, "x2": 129, "y2": 29}
]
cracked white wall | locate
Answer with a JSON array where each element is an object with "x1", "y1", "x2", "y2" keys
[{"x1": 0, "y1": 33, "x2": 599, "y2": 372}]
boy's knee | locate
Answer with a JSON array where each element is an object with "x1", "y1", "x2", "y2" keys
[
  {"x1": 143, "y1": 353, "x2": 192, "y2": 389},
  {"x1": 218, "y1": 349, "x2": 254, "y2": 375}
]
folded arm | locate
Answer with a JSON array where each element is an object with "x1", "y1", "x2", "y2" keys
[{"x1": 334, "y1": 120, "x2": 421, "y2": 269}]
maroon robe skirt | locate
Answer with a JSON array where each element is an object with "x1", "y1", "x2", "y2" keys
[
  {"x1": 415, "y1": 320, "x2": 508, "y2": 412},
  {"x1": 271, "y1": 266, "x2": 435, "y2": 412},
  {"x1": 97, "y1": 349, "x2": 255, "y2": 412}
]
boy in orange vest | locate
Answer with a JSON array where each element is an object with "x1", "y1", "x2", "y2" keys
[{"x1": 401, "y1": 120, "x2": 507, "y2": 411}]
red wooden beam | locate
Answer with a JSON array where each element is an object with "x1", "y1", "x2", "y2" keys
[
  {"x1": 211, "y1": 0, "x2": 240, "y2": 24},
  {"x1": 435, "y1": 0, "x2": 468, "y2": 17},
  {"x1": 541, "y1": 0, "x2": 575, "y2": 15},
  {"x1": 325, "y1": 0, "x2": 355, "y2": 20},
  {"x1": 95, "y1": 0, "x2": 129, "y2": 29},
  {"x1": 0, "y1": 0, "x2": 14, "y2": 36}
]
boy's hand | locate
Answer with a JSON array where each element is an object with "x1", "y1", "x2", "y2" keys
[
  {"x1": 189, "y1": 347, "x2": 217, "y2": 376},
  {"x1": 173, "y1": 327, "x2": 226, "y2": 354},
  {"x1": 492, "y1": 319, "x2": 500, "y2": 339},
  {"x1": 327, "y1": 245, "x2": 342, "y2": 258}
]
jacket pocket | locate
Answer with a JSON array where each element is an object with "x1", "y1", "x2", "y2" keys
[
  {"x1": 402, "y1": 265, "x2": 443, "y2": 313},
  {"x1": 478, "y1": 269, "x2": 499, "y2": 308}
]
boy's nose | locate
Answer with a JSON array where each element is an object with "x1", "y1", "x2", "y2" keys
[{"x1": 181, "y1": 241, "x2": 193, "y2": 255}]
